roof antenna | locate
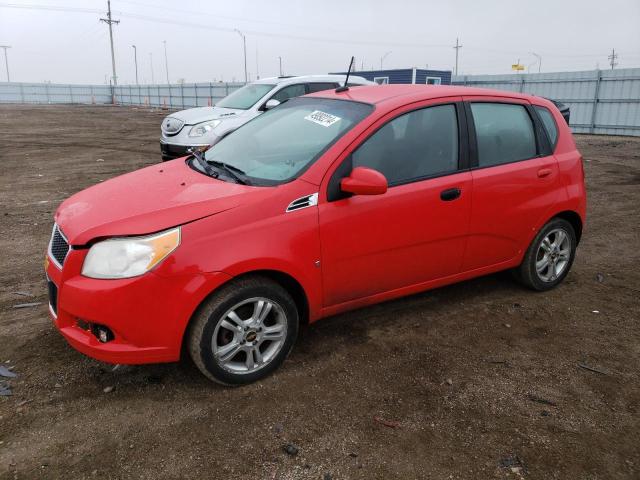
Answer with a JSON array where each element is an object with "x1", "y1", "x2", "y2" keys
[{"x1": 335, "y1": 56, "x2": 355, "y2": 93}]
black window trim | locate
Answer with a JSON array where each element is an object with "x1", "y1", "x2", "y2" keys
[
  {"x1": 531, "y1": 104, "x2": 559, "y2": 152},
  {"x1": 327, "y1": 100, "x2": 469, "y2": 202},
  {"x1": 464, "y1": 99, "x2": 552, "y2": 171}
]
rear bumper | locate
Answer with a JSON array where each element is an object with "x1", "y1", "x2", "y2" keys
[{"x1": 46, "y1": 248, "x2": 231, "y2": 365}]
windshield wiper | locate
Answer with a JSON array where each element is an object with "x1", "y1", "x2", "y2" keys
[
  {"x1": 191, "y1": 150, "x2": 219, "y2": 179},
  {"x1": 208, "y1": 159, "x2": 252, "y2": 185}
]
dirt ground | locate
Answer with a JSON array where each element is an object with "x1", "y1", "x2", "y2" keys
[{"x1": 0, "y1": 104, "x2": 639, "y2": 480}]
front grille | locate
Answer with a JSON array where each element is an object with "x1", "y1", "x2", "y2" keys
[
  {"x1": 49, "y1": 224, "x2": 70, "y2": 268},
  {"x1": 47, "y1": 279, "x2": 58, "y2": 315}
]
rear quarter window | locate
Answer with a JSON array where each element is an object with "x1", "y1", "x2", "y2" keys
[{"x1": 534, "y1": 105, "x2": 559, "y2": 148}]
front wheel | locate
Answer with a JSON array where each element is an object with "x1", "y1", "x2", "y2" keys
[
  {"x1": 516, "y1": 218, "x2": 577, "y2": 291},
  {"x1": 188, "y1": 276, "x2": 299, "y2": 385}
]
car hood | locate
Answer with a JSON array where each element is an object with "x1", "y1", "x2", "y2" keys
[
  {"x1": 55, "y1": 159, "x2": 257, "y2": 245},
  {"x1": 168, "y1": 106, "x2": 245, "y2": 126}
]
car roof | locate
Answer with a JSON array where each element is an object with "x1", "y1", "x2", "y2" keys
[
  {"x1": 306, "y1": 84, "x2": 536, "y2": 106},
  {"x1": 252, "y1": 74, "x2": 371, "y2": 87}
]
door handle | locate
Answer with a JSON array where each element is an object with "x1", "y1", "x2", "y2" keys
[
  {"x1": 537, "y1": 168, "x2": 553, "y2": 178},
  {"x1": 440, "y1": 188, "x2": 461, "y2": 201}
]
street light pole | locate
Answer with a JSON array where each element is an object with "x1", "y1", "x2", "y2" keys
[
  {"x1": 531, "y1": 52, "x2": 542, "y2": 73},
  {"x1": 380, "y1": 51, "x2": 392, "y2": 69},
  {"x1": 163, "y1": 40, "x2": 169, "y2": 84},
  {"x1": 0, "y1": 45, "x2": 10, "y2": 82},
  {"x1": 149, "y1": 52, "x2": 155, "y2": 84},
  {"x1": 132, "y1": 45, "x2": 138, "y2": 85},
  {"x1": 234, "y1": 29, "x2": 248, "y2": 84}
]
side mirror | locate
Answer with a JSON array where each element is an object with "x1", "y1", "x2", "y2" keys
[
  {"x1": 340, "y1": 167, "x2": 388, "y2": 196},
  {"x1": 264, "y1": 99, "x2": 281, "y2": 110}
]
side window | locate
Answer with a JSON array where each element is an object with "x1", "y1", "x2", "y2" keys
[
  {"x1": 534, "y1": 105, "x2": 559, "y2": 148},
  {"x1": 373, "y1": 77, "x2": 389, "y2": 85},
  {"x1": 306, "y1": 83, "x2": 338, "y2": 93},
  {"x1": 270, "y1": 84, "x2": 306, "y2": 103},
  {"x1": 470, "y1": 103, "x2": 537, "y2": 167},
  {"x1": 426, "y1": 76, "x2": 442, "y2": 85},
  {"x1": 352, "y1": 104, "x2": 459, "y2": 186}
]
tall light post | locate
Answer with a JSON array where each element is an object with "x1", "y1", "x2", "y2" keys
[
  {"x1": 149, "y1": 52, "x2": 155, "y2": 84},
  {"x1": 162, "y1": 40, "x2": 169, "y2": 84},
  {"x1": 530, "y1": 52, "x2": 542, "y2": 73},
  {"x1": 0, "y1": 45, "x2": 10, "y2": 82},
  {"x1": 234, "y1": 29, "x2": 248, "y2": 84},
  {"x1": 132, "y1": 45, "x2": 138, "y2": 85},
  {"x1": 380, "y1": 51, "x2": 392, "y2": 69}
]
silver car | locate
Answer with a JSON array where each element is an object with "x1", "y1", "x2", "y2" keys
[{"x1": 159, "y1": 74, "x2": 372, "y2": 160}]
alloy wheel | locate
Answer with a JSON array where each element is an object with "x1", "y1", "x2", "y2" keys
[{"x1": 212, "y1": 297, "x2": 287, "y2": 374}]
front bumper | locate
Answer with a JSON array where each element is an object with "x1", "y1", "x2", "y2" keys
[
  {"x1": 46, "y1": 248, "x2": 231, "y2": 365},
  {"x1": 159, "y1": 141, "x2": 198, "y2": 160}
]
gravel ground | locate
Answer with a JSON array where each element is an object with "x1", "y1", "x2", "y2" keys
[{"x1": 0, "y1": 104, "x2": 639, "y2": 480}]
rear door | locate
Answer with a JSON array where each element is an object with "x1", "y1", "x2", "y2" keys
[
  {"x1": 462, "y1": 97, "x2": 562, "y2": 271},
  {"x1": 318, "y1": 98, "x2": 472, "y2": 307}
]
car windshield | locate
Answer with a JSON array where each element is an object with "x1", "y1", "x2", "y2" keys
[
  {"x1": 202, "y1": 97, "x2": 373, "y2": 185},
  {"x1": 216, "y1": 83, "x2": 275, "y2": 110}
]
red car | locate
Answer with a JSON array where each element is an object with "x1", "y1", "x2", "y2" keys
[{"x1": 46, "y1": 85, "x2": 586, "y2": 385}]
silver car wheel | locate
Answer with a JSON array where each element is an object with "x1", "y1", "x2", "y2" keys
[
  {"x1": 212, "y1": 297, "x2": 287, "y2": 374},
  {"x1": 535, "y1": 228, "x2": 572, "y2": 282}
]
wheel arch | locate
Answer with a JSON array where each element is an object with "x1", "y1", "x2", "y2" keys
[
  {"x1": 553, "y1": 210, "x2": 583, "y2": 244},
  {"x1": 179, "y1": 269, "x2": 311, "y2": 360}
]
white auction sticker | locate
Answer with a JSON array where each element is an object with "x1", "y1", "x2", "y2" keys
[{"x1": 304, "y1": 110, "x2": 341, "y2": 127}]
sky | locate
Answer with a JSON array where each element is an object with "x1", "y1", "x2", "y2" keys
[{"x1": 1, "y1": 0, "x2": 639, "y2": 84}]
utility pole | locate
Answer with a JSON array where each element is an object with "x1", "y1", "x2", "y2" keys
[
  {"x1": 163, "y1": 40, "x2": 169, "y2": 83},
  {"x1": 234, "y1": 29, "x2": 247, "y2": 83},
  {"x1": 149, "y1": 52, "x2": 155, "y2": 84},
  {"x1": 0, "y1": 45, "x2": 10, "y2": 82},
  {"x1": 380, "y1": 51, "x2": 392, "y2": 69},
  {"x1": 132, "y1": 45, "x2": 138, "y2": 85},
  {"x1": 100, "y1": 0, "x2": 119, "y2": 85},
  {"x1": 453, "y1": 38, "x2": 462, "y2": 76},
  {"x1": 278, "y1": 56, "x2": 283, "y2": 76},
  {"x1": 255, "y1": 47, "x2": 259, "y2": 80},
  {"x1": 608, "y1": 48, "x2": 618, "y2": 69},
  {"x1": 531, "y1": 52, "x2": 542, "y2": 73}
]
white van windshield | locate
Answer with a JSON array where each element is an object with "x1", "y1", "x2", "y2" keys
[
  {"x1": 216, "y1": 84, "x2": 275, "y2": 110},
  {"x1": 201, "y1": 98, "x2": 373, "y2": 185}
]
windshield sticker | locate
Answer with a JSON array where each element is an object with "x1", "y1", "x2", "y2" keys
[{"x1": 304, "y1": 110, "x2": 341, "y2": 127}]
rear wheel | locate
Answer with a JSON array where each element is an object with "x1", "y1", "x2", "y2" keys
[
  {"x1": 188, "y1": 276, "x2": 298, "y2": 385},
  {"x1": 516, "y1": 218, "x2": 576, "y2": 291}
]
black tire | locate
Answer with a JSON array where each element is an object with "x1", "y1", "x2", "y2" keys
[
  {"x1": 188, "y1": 276, "x2": 299, "y2": 385},
  {"x1": 516, "y1": 217, "x2": 577, "y2": 291}
]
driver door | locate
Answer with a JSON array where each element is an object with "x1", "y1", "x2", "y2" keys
[{"x1": 318, "y1": 99, "x2": 472, "y2": 307}]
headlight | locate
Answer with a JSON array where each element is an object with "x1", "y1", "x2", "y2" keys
[
  {"x1": 188, "y1": 120, "x2": 221, "y2": 137},
  {"x1": 82, "y1": 228, "x2": 180, "y2": 279}
]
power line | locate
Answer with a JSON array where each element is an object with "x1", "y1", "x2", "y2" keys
[{"x1": 99, "y1": 0, "x2": 119, "y2": 86}]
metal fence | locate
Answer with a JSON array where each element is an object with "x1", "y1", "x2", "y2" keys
[
  {"x1": 453, "y1": 68, "x2": 640, "y2": 136},
  {"x1": 0, "y1": 82, "x2": 244, "y2": 109},
  {"x1": 3, "y1": 69, "x2": 640, "y2": 136}
]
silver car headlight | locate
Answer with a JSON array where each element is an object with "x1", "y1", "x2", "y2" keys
[
  {"x1": 188, "y1": 120, "x2": 222, "y2": 137},
  {"x1": 81, "y1": 228, "x2": 181, "y2": 279}
]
